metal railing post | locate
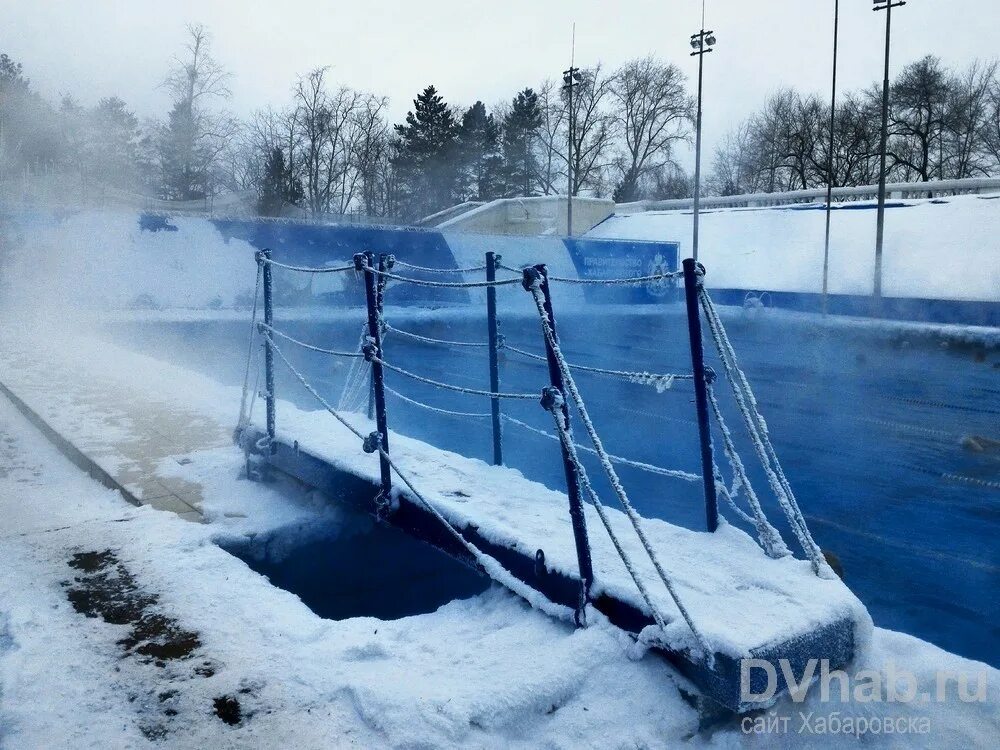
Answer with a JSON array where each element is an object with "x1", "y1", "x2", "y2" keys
[
  {"x1": 682, "y1": 258, "x2": 720, "y2": 532},
  {"x1": 360, "y1": 251, "x2": 392, "y2": 504},
  {"x1": 485, "y1": 252, "x2": 504, "y2": 466},
  {"x1": 260, "y1": 248, "x2": 276, "y2": 455},
  {"x1": 367, "y1": 253, "x2": 390, "y2": 420},
  {"x1": 528, "y1": 263, "x2": 594, "y2": 626}
]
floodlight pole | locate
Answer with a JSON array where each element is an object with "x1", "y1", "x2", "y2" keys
[
  {"x1": 690, "y1": 29, "x2": 715, "y2": 262},
  {"x1": 821, "y1": 0, "x2": 840, "y2": 316},
  {"x1": 872, "y1": 0, "x2": 905, "y2": 316},
  {"x1": 563, "y1": 66, "x2": 580, "y2": 237}
]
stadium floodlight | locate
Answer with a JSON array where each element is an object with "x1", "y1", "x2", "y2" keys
[
  {"x1": 870, "y1": 0, "x2": 906, "y2": 314},
  {"x1": 689, "y1": 28, "x2": 716, "y2": 261}
]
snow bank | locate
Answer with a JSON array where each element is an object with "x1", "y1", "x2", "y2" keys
[
  {"x1": 588, "y1": 195, "x2": 1000, "y2": 302},
  {"x1": 0, "y1": 210, "x2": 258, "y2": 311}
]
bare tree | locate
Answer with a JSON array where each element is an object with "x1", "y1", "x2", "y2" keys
[
  {"x1": 945, "y1": 59, "x2": 998, "y2": 178},
  {"x1": 158, "y1": 24, "x2": 236, "y2": 200},
  {"x1": 565, "y1": 65, "x2": 617, "y2": 196},
  {"x1": 610, "y1": 56, "x2": 691, "y2": 201},
  {"x1": 534, "y1": 80, "x2": 566, "y2": 195},
  {"x1": 887, "y1": 55, "x2": 951, "y2": 182},
  {"x1": 351, "y1": 94, "x2": 393, "y2": 216}
]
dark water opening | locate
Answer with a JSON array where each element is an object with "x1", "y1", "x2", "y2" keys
[{"x1": 219, "y1": 515, "x2": 490, "y2": 621}]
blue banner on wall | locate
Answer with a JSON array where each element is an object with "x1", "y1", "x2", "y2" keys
[{"x1": 563, "y1": 237, "x2": 680, "y2": 304}]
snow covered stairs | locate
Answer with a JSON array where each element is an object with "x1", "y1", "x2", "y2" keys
[{"x1": 236, "y1": 416, "x2": 869, "y2": 714}]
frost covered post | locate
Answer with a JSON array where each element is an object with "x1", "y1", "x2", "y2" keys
[
  {"x1": 260, "y1": 248, "x2": 276, "y2": 455},
  {"x1": 524, "y1": 263, "x2": 594, "y2": 625},
  {"x1": 360, "y1": 251, "x2": 392, "y2": 503},
  {"x1": 367, "y1": 253, "x2": 391, "y2": 421},
  {"x1": 485, "y1": 251, "x2": 504, "y2": 466},
  {"x1": 682, "y1": 258, "x2": 719, "y2": 532}
]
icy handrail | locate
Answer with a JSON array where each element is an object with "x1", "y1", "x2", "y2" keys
[
  {"x1": 501, "y1": 414, "x2": 700, "y2": 483},
  {"x1": 384, "y1": 323, "x2": 491, "y2": 348},
  {"x1": 364, "y1": 262, "x2": 521, "y2": 289},
  {"x1": 258, "y1": 324, "x2": 364, "y2": 358},
  {"x1": 502, "y1": 342, "x2": 692, "y2": 389},
  {"x1": 385, "y1": 384, "x2": 491, "y2": 419},
  {"x1": 370, "y1": 355, "x2": 538, "y2": 400},
  {"x1": 258, "y1": 256, "x2": 357, "y2": 274},
  {"x1": 393, "y1": 259, "x2": 488, "y2": 274}
]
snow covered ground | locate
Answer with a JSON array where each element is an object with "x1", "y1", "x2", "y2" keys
[
  {"x1": 0, "y1": 320, "x2": 998, "y2": 747},
  {"x1": 588, "y1": 194, "x2": 1000, "y2": 302}
]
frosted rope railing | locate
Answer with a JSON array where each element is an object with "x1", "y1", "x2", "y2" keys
[
  {"x1": 369, "y1": 355, "x2": 538, "y2": 400},
  {"x1": 259, "y1": 323, "x2": 364, "y2": 358},
  {"x1": 384, "y1": 323, "x2": 490, "y2": 348},
  {"x1": 707, "y1": 386, "x2": 789, "y2": 558},
  {"x1": 526, "y1": 278, "x2": 712, "y2": 661},
  {"x1": 364, "y1": 263, "x2": 521, "y2": 289},
  {"x1": 385, "y1": 384, "x2": 491, "y2": 419},
  {"x1": 502, "y1": 414, "x2": 700, "y2": 483},
  {"x1": 393, "y1": 259, "x2": 488, "y2": 274},
  {"x1": 698, "y1": 287, "x2": 827, "y2": 575},
  {"x1": 499, "y1": 262, "x2": 684, "y2": 286},
  {"x1": 237, "y1": 262, "x2": 262, "y2": 429},
  {"x1": 503, "y1": 342, "x2": 691, "y2": 390},
  {"x1": 338, "y1": 323, "x2": 373, "y2": 412},
  {"x1": 546, "y1": 400, "x2": 676, "y2": 643},
  {"x1": 261, "y1": 257, "x2": 357, "y2": 274},
  {"x1": 260, "y1": 330, "x2": 575, "y2": 623}
]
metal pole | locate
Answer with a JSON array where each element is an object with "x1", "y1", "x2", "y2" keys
[
  {"x1": 530, "y1": 263, "x2": 593, "y2": 625},
  {"x1": 566, "y1": 75, "x2": 574, "y2": 237},
  {"x1": 692, "y1": 44, "x2": 705, "y2": 262},
  {"x1": 485, "y1": 252, "x2": 504, "y2": 466},
  {"x1": 361, "y1": 251, "x2": 392, "y2": 501},
  {"x1": 822, "y1": 0, "x2": 840, "y2": 316},
  {"x1": 682, "y1": 258, "x2": 719, "y2": 532},
  {"x1": 260, "y1": 248, "x2": 276, "y2": 455},
  {"x1": 873, "y1": 1, "x2": 895, "y2": 316},
  {"x1": 367, "y1": 253, "x2": 390, "y2": 420}
]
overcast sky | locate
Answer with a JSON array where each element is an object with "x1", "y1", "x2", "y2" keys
[{"x1": 4, "y1": 0, "x2": 998, "y2": 167}]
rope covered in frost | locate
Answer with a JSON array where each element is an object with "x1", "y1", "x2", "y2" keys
[
  {"x1": 337, "y1": 323, "x2": 372, "y2": 412},
  {"x1": 393, "y1": 259, "x2": 488, "y2": 274},
  {"x1": 385, "y1": 385, "x2": 491, "y2": 418},
  {"x1": 259, "y1": 324, "x2": 364, "y2": 358},
  {"x1": 498, "y1": 262, "x2": 683, "y2": 285},
  {"x1": 384, "y1": 323, "x2": 490, "y2": 348},
  {"x1": 260, "y1": 330, "x2": 575, "y2": 623},
  {"x1": 706, "y1": 386, "x2": 789, "y2": 558},
  {"x1": 365, "y1": 263, "x2": 521, "y2": 289},
  {"x1": 698, "y1": 287, "x2": 827, "y2": 574},
  {"x1": 237, "y1": 263, "x2": 262, "y2": 429},
  {"x1": 502, "y1": 414, "x2": 701, "y2": 483},
  {"x1": 503, "y1": 342, "x2": 691, "y2": 390},
  {"x1": 261, "y1": 257, "x2": 357, "y2": 274},
  {"x1": 546, "y1": 404, "x2": 675, "y2": 640},
  {"x1": 527, "y1": 281, "x2": 712, "y2": 660},
  {"x1": 370, "y1": 356, "x2": 537, "y2": 400}
]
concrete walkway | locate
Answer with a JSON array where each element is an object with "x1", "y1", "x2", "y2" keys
[{"x1": 0, "y1": 341, "x2": 232, "y2": 522}]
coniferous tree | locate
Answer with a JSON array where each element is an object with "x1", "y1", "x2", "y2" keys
[
  {"x1": 457, "y1": 101, "x2": 504, "y2": 201},
  {"x1": 257, "y1": 147, "x2": 303, "y2": 216},
  {"x1": 502, "y1": 88, "x2": 543, "y2": 197},
  {"x1": 392, "y1": 85, "x2": 460, "y2": 220}
]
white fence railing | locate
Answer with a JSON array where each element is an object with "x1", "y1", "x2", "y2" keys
[{"x1": 614, "y1": 177, "x2": 1000, "y2": 214}]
